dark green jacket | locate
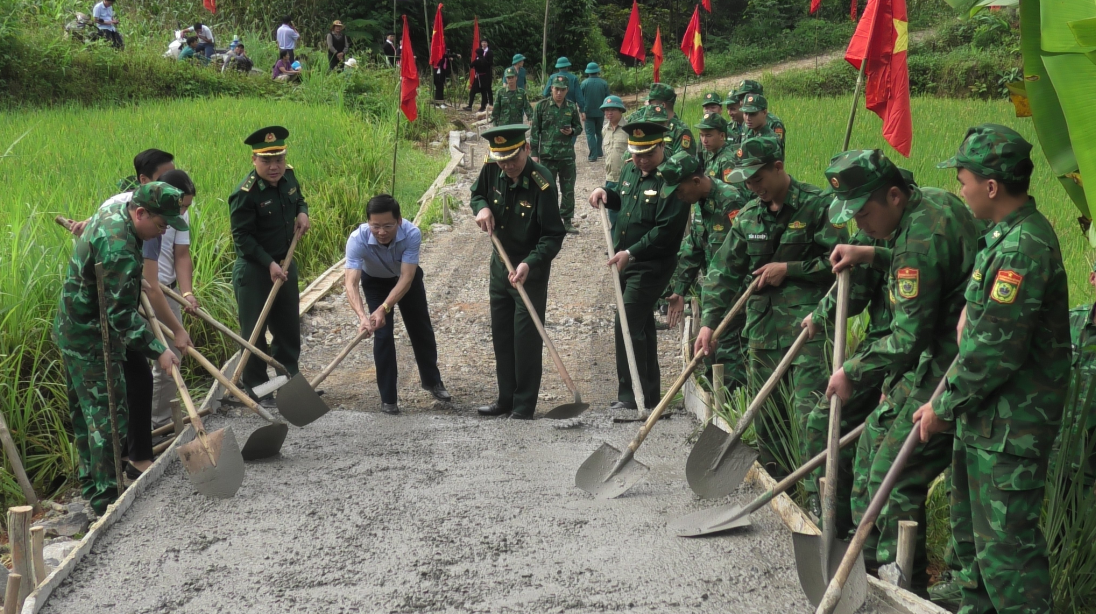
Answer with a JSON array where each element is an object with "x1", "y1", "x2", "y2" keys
[
  {"x1": 492, "y1": 87, "x2": 533, "y2": 126},
  {"x1": 229, "y1": 167, "x2": 309, "y2": 268},
  {"x1": 700, "y1": 177, "x2": 848, "y2": 349},
  {"x1": 580, "y1": 77, "x2": 610, "y2": 118},
  {"x1": 933, "y1": 198, "x2": 1071, "y2": 459},
  {"x1": 671, "y1": 178, "x2": 750, "y2": 297},
  {"x1": 470, "y1": 158, "x2": 566, "y2": 279},
  {"x1": 530, "y1": 98, "x2": 583, "y2": 160},
  {"x1": 602, "y1": 160, "x2": 690, "y2": 262}
]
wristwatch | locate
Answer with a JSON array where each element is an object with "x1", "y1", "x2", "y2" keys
[
  {"x1": 381, "y1": 302, "x2": 392, "y2": 314},
  {"x1": 625, "y1": 250, "x2": 634, "y2": 262}
]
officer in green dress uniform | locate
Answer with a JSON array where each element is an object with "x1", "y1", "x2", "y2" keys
[
  {"x1": 470, "y1": 125, "x2": 566, "y2": 419},
  {"x1": 229, "y1": 126, "x2": 311, "y2": 396},
  {"x1": 589, "y1": 122, "x2": 690, "y2": 411}
]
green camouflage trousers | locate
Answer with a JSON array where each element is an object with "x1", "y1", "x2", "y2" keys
[
  {"x1": 706, "y1": 316, "x2": 747, "y2": 391},
  {"x1": 803, "y1": 379, "x2": 882, "y2": 536},
  {"x1": 539, "y1": 157, "x2": 577, "y2": 220},
  {"x1": 749, "y1": 341, "x2": 829, "y2": 477},
  {"x1": 947, "y1": 441, "x2": 1053, "y2": 614},
  {"x1": 850, "y1": 379, "x2": 952, "y2": 586},
  {"x1": 63, "y1": 352, "x2": 127, "y2": 515}
]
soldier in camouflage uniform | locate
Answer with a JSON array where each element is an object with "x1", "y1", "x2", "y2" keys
[
  {"x1": 491, "y1": 67, "x2": 533, "y2": 127},
  {"x1": 912, "y1": 124, "x2": 1069, "y2": 614},
  {"x1": 55, "y1": 183, "x2": 186, "y2": 515},
  {"x1": 730, "y1": 80, "x2": 785, "y2": 144},
  {"x1": 724, "y1": 91, "x2": 746, "y2": 147},
  {"x1": 696, "y1": 112, "x2": 736, "y2": 183},
  {"x1": 588, "y1": 121, "x2": 690, "y2": 411},
  {"x1": 694, "y1": 136, "x2": 847, "y2": 475},
  {"x1": 740, "y1": 94, "x2": 786, "y2": 147},
  {"x1": 701, "y1": 91, "x2": 723, "y2": 116},
  {"x1": 626, "y1": 84, "x2": 697, "y2": 158},
  {"x1": 824, "y1": 150, "x2": 981, "y2": 585},
  {"x1": 1065, "y1": 260, "x2": 1096, "y2": 490},
  {"x1": 661, "y1": 151, "x2": 751, "y2": 387},
  {"x1": 471, "y1": 125, "x2": 566, "y2": 419},
  {"x1": 531, "y1": 75, "x2": 583, "y2": 235}
]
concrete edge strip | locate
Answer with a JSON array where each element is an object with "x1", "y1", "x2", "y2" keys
[
  {"x1": 682, "y1": 377, "x2": 949, "y2": 614},
  {"x1": 298, "y1": 258, "x2": 347, "y2": 316},
  {"x1": 412, "y1": 136, "x2": 465, "y2": 228}
]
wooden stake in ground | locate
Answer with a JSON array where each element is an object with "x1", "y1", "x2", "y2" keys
[
  {"x1": 7, "y1": 505, "x2": 34, "y2": 605},
  {"x1": 3, "y1": 574, "x2": 21, "y2": 614},
  {"x1": 0, "y1": 410, "x2": 39, "y2": 513},
  {"x1": 30, "y1": 526, "x2": 46, "y2": 588}
]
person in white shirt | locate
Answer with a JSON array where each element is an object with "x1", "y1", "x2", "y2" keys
[
  {"x1": 185, "y1": 22, "x2": 215, "y2": 59},
  {"x1": 92, "y1": 0, "x2": 123, "y2": 48},
  {"x1": 276, "y1": 16, "x2": 300, "y2": 63}
]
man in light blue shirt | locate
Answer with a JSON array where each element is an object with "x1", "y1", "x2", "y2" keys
[
  {"x1": 92, "y1": 0, "x2": 124, "y2": 48},
  {"x1": 276, "y1": 16, "x2": 300, "y2": 63},
  {"x1": 344, "y1": 194, "x2": 450, "y2": 414}
]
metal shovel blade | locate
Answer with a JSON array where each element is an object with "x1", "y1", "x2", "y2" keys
[
  {"x1": 241, "y1": 421, "x2": 289, "y2": 461},
  {"x1": 793, "y1": 533, "x2": 868, "y2": 614},
  {"x1": 542, "y1": 401, "x2": 590, "y2": 420},
  {"x1": 575, "y1": 442, "x2": 650, "y2": 499},
  {"x1": 686, "y1": 422, "x2": 760, "y2": 499},
  {"x1": 669, "y1": 503, "x2": 752, "y2": 537},
  {"x1": 251, "y1": 375, "x2": 290, "y2": 399},
  {"x1": 276, "y1": 373, "x2": 331, "y2": 427},
  {"x1": 178, "y1": 426, "x2": 245, "y2": 499}
]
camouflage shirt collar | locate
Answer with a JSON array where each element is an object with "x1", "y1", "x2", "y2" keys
[
  {"x1": 893, "y1": 186, "x2": 924, "y2": 239},
  {"x1": 984, "y1": 198, "x2": 1038, "y2": 250}
]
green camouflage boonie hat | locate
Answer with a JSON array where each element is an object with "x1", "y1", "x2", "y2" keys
[
  {"x1": 600, "y1": 95, "x2": 626, "y2": 111},
  {"x1": 645, "y1": 104, "x2": 670, "y2": 123},
  {"x1": 740, "y1": 93, "x2": 768, "y2": 113},
  {"x1": 697, "y1": 112, "x2": 728, "y2": 132},
  {"x1": 504, "y1": 67, "x2": 517, "y2": 78},
  {"x1": 701, "y1": 91, "x2": 723, "y2": 107},
  {"x1": 727, "y1": 135, "x2": 784, "y2": 183},
  {"x1": 658, "y1": 151, "x2": 704, "y2": 198},
  {"x1": 732, "y1": 79, "x2": 764, "y2": 100},
  {"x1": 551, "y1": 74, "x2": 569, "y2": 89},
  {"x1": 133, "y1": 182, "x2": 188, "y2": 230},
  {"x1": 826, "y1": 149, "x2": 903, "y2": 224},
  {"x1": 937, "y1": 123, "x2": 1034, "y2": 183},
  {"x1": 647, "y1": 83, "x2": 677, "y2": 105}
]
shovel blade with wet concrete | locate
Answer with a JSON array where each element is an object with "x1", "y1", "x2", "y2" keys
[
  {"x1": 669, "y1": 503, "x2": 752, "y2": 537},
  {"x1": 574, "y1": 443, "x2": 649, "y2": 498},
  {"x1": 240, "y1": 422, "x2": 290, "y2": 461},
  {"x1": 541, "y1": 394, "x2": 590, "y2": 420},
  {"x1": 684, "y1": 421, "x2": 759, "y2": 500},
  {"x1": 275, "y1": 373, "x2": 330, "y2": 427},
  {"x1": 793, "y1": 532, "x2": 867, "y2": 614},
  {"x1": 179, "y1": 426, "x2": 246, "y2": 499}
]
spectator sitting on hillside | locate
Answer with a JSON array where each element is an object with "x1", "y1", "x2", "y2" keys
[
  {"x1": 184, "y1": 22, "x2": 215, "y2": 59},
  {"x1": 224, "y1": 43, "x2": 253, "y2": 72},
  {"x1": 178, "y1": 36, "x2": 209, "y2": 65},
  {"x1": 272, "y1": 49, "x2": 301, "y2": 81},
  {"x1": 91, "y1": 0, "x2": 123, "y2": 49}
]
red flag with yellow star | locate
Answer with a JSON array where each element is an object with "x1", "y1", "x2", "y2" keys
[
  {"x1": 652, "y1": 26, "x2": 664, "y2": 82},
  {"x1": 680, "y1": 6, "x2": 704, "y2": 75},
  {"x1": 399, "y1": 15, "x2": 418, "y2": 121},
  {"x1": 845, "y1": 0, "x2": 910, "y2": 155},
  {"x1": 621, "y1": 0, "x2": 645, "y2": 61}
]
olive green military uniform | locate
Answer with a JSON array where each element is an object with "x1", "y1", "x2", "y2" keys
[
  {"x1": 700, "y1": 136, "x2": 848, "y2": 474},
  {"x1": 531, "y1": 76, "x2": 583, "y2": 224},
  {"x1": 696, "y1": 113, "x2": 737, "y2": 184},
  {"x1": 55, "y1": 183, "x2": 184, "y2": 514},
  {"x1": 229, "y1": 126, "x2": 308, "y2": 391},
  {"x1": 665, "y1": 156, "x2": 751, "y2": 387},
  {"x1": 602, "y1": 122, "x2": 690, "y2": 407},
  {"x1": 492, "y1": 78, "x2": 533, "y2": 126},
  {"x1": 626, "y1": 84, "x2": 697, "y2": 158},
  {"x1": 825, "y1": 151, "x2": 981, "y2": 583},
  {"x1": 471, "y1": 126, "x2": 566, "y2": 418},
  {"x1": 541, "y1": 57, "x2": 585, "y2": 108},
  {"x1": 931, "y1": 125, "x2": 1069, "y2": 614},
  {"x1": 1066, "y1": 298, "x2": 1096, "y2": 489}
]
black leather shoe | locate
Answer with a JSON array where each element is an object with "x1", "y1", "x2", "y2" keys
[
  {"x1": 609, "y1": 400, "x2": 638, "y2": 411},
  {"x1": 423, "y1": 382, "x2": 452, "y2": 402},
  {"x1": 477, "y1": 403, "x2": 512, "y2": 417},
  {"x1": 381, "y1": 403, "x2": 400, "y2": 415},
  {"x1": 509, "y1": 413, "x2": 534, "y2": 420}
]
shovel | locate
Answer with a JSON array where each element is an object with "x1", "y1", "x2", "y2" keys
[
  {"x1": 671, "y1": 423, "x2": 866, "y2": 537},
  {"x1": 808, "y1": 356, "x2": 960, "y2": 614},
  {"x1": 575, "y1": 278, "x2": 758, "y2": 499},
  {"x1": 142, "y1": 295, "x2": 288, "y2": 461},
  {"x1": 142, "y1": 291, "x2": 245, "y2": 499},
  {"x1": 489, "y1": 233, "x2": 589, "y2": 419},
  {"x1": 597, "y1": 205, "x2": 645, "y2": 418},
  {"x1": 275, "y1": 329, "x2": 371, "y2": 427},
  {"x1": 820, "y1": 270, "x2": 852, "y2": 579},
  {"x1": 685, "y1": 281, "x2": 837, "y2": 500}
]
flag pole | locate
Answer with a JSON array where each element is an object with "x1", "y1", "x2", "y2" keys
[
  {"x1": 392, "y1": 96, "x2": 401, "y2": 194},
  {"x1": 634, "y1": 62, "x2": 639, "y2": 105},
  {"x1": 681, "y1": 71, "x2": 689, "y2": 122},
  {"x1": 841, "y1": 60, "x2": 868, "y2": 151}
]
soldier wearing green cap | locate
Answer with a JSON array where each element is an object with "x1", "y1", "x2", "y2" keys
[
  {"x1": 55, "y1": 181, "x2": 184, "y2": 514},
  {"x1": 492, "y1": 67, "x2": 533, "y2": 127},
  {"x1": 723, "y1": 91, "x2": 746, "y2": 146},
  {"x1": 821, "y1": 150, "x2": 980, "y2": 584},
  {"x1": 701, "y1": 91, "x2": 723, "y2": 116},
  {"x1": 627, "y1": 83, "x2": 697, "y2": 157},
  {"x1": 532, "y1": 75, "x2": 583, "y2": 234},
  {"x1": 696, "y1": 112, "x2": 736, "y2": 183},
  {"x1": 511, "y1": 53, "x2": 527, "y2": 89},
  {"x1": 470, "y1": 125, "x2": 566, "y2": 419},
  {"x1": 230, "y1": 126, "x2": 311, "y2": 398},
  {"x1": 660, "y1": 151, "x2": 751, "y2": 385},
  {"x1": 740, "y1": 93, "x2": 786, "y2": 147},
  {"x1": 580, "y1": 62, "x2": 610, "y2": 162},
  {"x1": 600, "y1": 95, "x2": 630, "y2": 229},
  {"x1": 694, "y1": 136, "x2": 847, "y2": 476},
  {"x1": 589, "y1": 121, "x2": 690, "y2": 411},
  {"x1": 907, "y1": 124, "x2": 1068, "y2": 614},
  {"x1": 1063, "y1": 262, "x2": 1096, "y2": 493},
  {"x1": 542, "y1": 57, "x2": 586, "y2": 113}
]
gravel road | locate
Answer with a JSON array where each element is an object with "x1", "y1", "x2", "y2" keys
[{"x1": 40, "y1": 136, "x2": 885, "y2": 613}]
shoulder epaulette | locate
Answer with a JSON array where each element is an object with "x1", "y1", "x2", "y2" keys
[
  {"x1": 285, "y1": 164, "x2": 294, "y2": 170},
  {"x1": 532, "y1": 170, "x2": 551, "y2": 191},
  {"x1": 239, "y1": 172, "x2": 257, "y2": 193},
  {"x1": 483, "y1": 155, "x2": 496, "y2": 165}
]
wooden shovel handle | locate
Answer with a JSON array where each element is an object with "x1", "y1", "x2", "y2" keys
[
  {"x1": 489, "y1": 233, "x2": 582, "y2": 399},
  {"x1": 159, "y1": 283, "x2": 288, "y2": 375},
  {"x1": 54, "y1": 215, "x2": 74, "y2": 231},
  {"x1": 816, "y1": 355, "x2": 959, "y2": 614},
  {"x1": 231, "y1": 229, "x2": 302, "y2": 387},
  {"x1": 310, "y1": 329, "x2": 371, "y2": 388},
  {"x1": 141, "y1": 292, "x2": 217, "y2": 466},
  {"x1": 821, "y1": 270, "x2": 852, "y2": 575},
  {"x1": 597, "y1": 205, "x2": 645, "y2": 413}
]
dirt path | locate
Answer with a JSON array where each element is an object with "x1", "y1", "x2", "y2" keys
[{"x1": 38, "y1": 137, "x2": 891, "y2": 613}]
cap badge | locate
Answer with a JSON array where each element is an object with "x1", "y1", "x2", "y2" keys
[
  {"x1": 494, "y1": 136, "x2": 507, "y2": 144},
  {"x1": 265, "y1": 132, "x2": 276, "y2": 143},
  {"x1": 747, "y1": 96, "x2": 754, "y2": 103},
  {"x1": 736, "y1": 149, "x2": 743, "y2": 158},
  {"x1": 633, "y1": 129, "x2": 645, "y2": 138},
  {"x1": 830, "y1": 177, "x2": 840, "y2": 188}
]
